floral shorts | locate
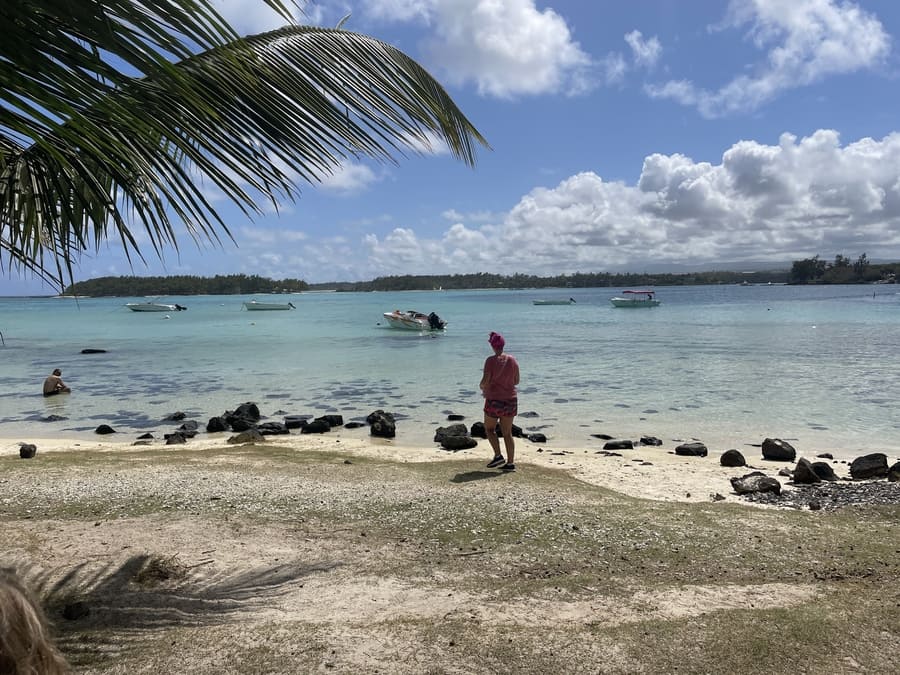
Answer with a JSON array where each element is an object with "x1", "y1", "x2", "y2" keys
[{"x1": 484, "y1": 398, "x2": 518, "y2": 419}]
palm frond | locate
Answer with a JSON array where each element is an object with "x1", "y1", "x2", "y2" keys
[{"x1": 2, "y1": 2, "x2": 487, "y2": 289}]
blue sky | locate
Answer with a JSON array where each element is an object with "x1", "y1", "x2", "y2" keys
[{"x1": 6, "y1": 0, "x2": 900, "y2": 294}]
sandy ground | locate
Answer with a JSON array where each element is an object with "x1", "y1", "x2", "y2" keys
[
  {"x1": 3, "y1": 430, "x2": 899, "y2": 673},
  {"x1": 3, "y1": 428, "x2": 883, "y2": 505}
]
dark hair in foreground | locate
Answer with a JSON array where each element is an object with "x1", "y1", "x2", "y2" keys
[{"x1": 0, "y1": 571, "x2": 69, "y2": 674}]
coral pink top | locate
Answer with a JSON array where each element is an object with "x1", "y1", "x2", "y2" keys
[{"x1": 482, "y1": 354, "x2": 519, "y2": 399}]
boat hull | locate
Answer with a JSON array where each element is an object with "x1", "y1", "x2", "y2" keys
[
  {"x1": 243, "y1": 301, "x2": 295, "y2": 311},
  {"x1": 533, "y1": 299, "x2": 575, "y2": 305},
  {"x1": 126, "y1": 303, "x2": 178, "y2": 312},
  {"x1": 610, "y1": 298, "x2": 660, "y2": 307},
  {"x1": 383, "y1": 310, "x2": 446, "y2": 331}
]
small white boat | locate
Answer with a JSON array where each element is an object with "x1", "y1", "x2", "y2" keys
[
  {"x1": 533, "y1": 297, "x2": 576, "y2": 305},
  {"x1": 610, "y1": 290, "x2": 660, "y2": 308},
  {"x1": 243, "y1": 300, "x2": 296, "y2": 311},
  {"x1": 382, "y1": 309, "x2": 447, "y2": 331},
  {"x1": 126, "y1": 302, "x2": 187, "y2": 312}
]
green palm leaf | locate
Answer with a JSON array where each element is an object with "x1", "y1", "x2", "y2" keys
[{"x1": 1, "y1": 1, "x2": 488, "y2": 288}]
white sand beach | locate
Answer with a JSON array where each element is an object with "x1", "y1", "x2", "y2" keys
[{"x1": 4, "y1": 429, "x2": 888, "y2": 506}]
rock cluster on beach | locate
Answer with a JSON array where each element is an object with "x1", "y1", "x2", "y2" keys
[
  {"x1": 726, "y1": 445, "x2": 900, "y2": 510},
  {"x1": 22, "y1": 405, "x2": 900, "y2": 512},
  {"x1": 584, "y1": 432, "x2": 899, "y2": 510},
  {"x1": 433, "y1": 418, "x2": 546, "y2": 450},
  {"x1": 204, "y1": 402, "x2": 403, "y2": 442}
]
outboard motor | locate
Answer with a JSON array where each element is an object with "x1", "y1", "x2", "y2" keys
[
  {"x1": 175, "y1": 304, "x2": 187, "y2": 311},
  {"x1": 428, "y1": 312, "x2": 446, "y2": 330}
]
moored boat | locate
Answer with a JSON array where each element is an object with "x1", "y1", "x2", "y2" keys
[
  {"x1": 610, "y1": 290, "x2": 660, "y2": 308},
  {"x1": 126, "y1": 302, "x2": 186, "y2": 312},
  {"x1": 533, "y1": 297, "x2": 576, "y2": 305},
  {"x1": 382, "y1": 309, "x2": 446, "y2": 330},
  {"x1": 243, "y1": 300, "x2": 296, "y2": 311}
]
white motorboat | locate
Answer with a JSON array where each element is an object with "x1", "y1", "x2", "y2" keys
[
  {"x1": 243, "y1": 300, "x2": 296, "y2": 311},
  {"x1": 533, "y1": 297, "x2": 576, "y2": 305},
  {"x1": 126, "y1": 302, "x2": 187, "y2": 312},
  {"x1": 610, "y1": 290, "x2": 660, "y2": 308},
  {"x1": 382, "y1": 309, "x2": 447, "y2": 331}
]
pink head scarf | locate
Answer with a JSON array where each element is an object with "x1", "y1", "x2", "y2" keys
[{"x1": 488, "y1": 331, "x2": 505, "y2": 350}]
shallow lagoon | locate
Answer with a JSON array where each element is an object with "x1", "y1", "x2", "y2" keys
[{"x1": 1, "y1": 284, "x2": 899, "y2": 455}]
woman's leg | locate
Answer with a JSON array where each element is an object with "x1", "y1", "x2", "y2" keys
[
  {"x1": 484, "y1": 413, "x2": 502, "y2": 456},
  {"x1": 499, "y1": 416, "x2": 515, "y2": 464}
]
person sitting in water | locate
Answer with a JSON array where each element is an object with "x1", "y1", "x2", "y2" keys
[{"x1": 42, "y1": 369, "x2": 71, "y2": 397}]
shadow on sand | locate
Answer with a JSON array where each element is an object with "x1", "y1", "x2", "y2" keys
[{"x1": 450, "y1": 470, "x2": 504, "y2": 483}]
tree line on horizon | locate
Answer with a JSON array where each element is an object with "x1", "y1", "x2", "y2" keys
[
  {"x1": 312, "y1": 269, "x2": 792, "y2": 292},
  {"x1": 64, "y1": 269, "x2": 787, "y2": 296},
  {"x1": 789, "y1": 253, "x2": 897, "y2": 284},
  {"x1": 64, "y1": 274, "x2": 308, "y2": 296},
  {"x1": 63, "y1": 257, "x2": 899, "y2": 297}
]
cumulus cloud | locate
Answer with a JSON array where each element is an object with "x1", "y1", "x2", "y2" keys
[
  {"x1": 368, "y1": 0, "x2": 594, "y2": 98},
  {"x1": 358, "y1": 130, "x2": 900, "y2": 278},
  {"x1": 93, "y1": 128, "x2": 900, "y2": 285},
  {"x1": 647, "y1": 0, "x2": 890, "y2": 117}
]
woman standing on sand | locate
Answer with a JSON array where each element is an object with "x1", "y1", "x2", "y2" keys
[{"x1": 480, "y1": 331, "x2": 520, "y2": 472}]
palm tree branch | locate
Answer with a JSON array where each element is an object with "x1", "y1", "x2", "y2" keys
[{"x1": 1, "y1": 15, "x2": 488, "y2": 289}]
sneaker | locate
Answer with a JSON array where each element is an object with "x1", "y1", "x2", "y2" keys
[
  {"x1": 501, "y1": 463, "x2": 516, "y2": 472},
  {"x1": 487, "y1": 455, "x2": 505, "y2": 468}
]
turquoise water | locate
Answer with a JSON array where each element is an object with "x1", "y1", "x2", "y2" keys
[{"x1": 1, "y1": 285, "x2": 899, "y2": 454}]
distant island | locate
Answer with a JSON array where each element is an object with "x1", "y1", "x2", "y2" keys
[
  {"x1": 62, "y1": 254, "x2": 896, "y2": 296},
  {"x1": 64, "y1": 273, "x2": 308, "y2": 297}
]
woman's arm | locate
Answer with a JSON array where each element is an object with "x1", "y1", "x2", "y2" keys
[{"x1": 479, "y1": 359, "x2": 491, "y2": 394}]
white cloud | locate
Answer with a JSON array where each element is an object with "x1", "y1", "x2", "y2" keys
[
  {"x1": 367, "y1": 0, "x2": 594, "y2": 98},
  {"x1": 647, "y1": 0, "x2": 890, "y2": 117},
  {"x1": 402, "y1": 129, "x2": 451, "y2": 156},
  {"x1": 357, "y1": 129, "x2": 900, "y2": 278},
  {"x1": 624, "y1": 30, "x2": 662, "y2": 69},
  {"x1": 316, "y1": 162, "x2": 381, "y2": 194},
  {"x1": 213, "y1": 0, "x2": 304, "y2": 35},
  {"x1": 238, "y1": 226, "x2": 308, "y2": 245},
  {"x1": 366, "y1": 0, "x2": 432, "y2": 23},
  {"x1": 599, "y1": 30, "x2": 662, "y2": 87},
  {"x1": 62, "y1": 130, "x2": 900, "y2": 286},
  {"x1": 601, "y1": 52, "x2": 628, "y2": 85}
]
